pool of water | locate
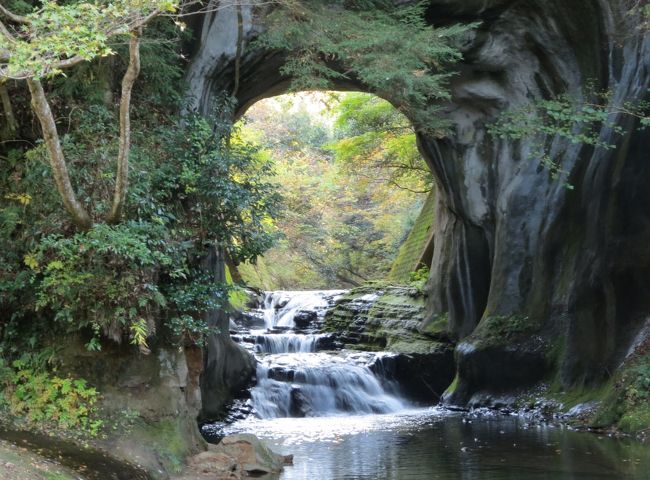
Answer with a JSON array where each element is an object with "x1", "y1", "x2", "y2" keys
[{"x1": 221, "y1": 407, "x2": 650, "y2": 480}]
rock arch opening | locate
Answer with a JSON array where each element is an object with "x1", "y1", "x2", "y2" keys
[{"x1": 232, "y1": 90, "x2": 436, "y2": 290}]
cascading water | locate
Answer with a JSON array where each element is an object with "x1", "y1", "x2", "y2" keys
[
  {"x1": 231, "y1": 290, "x2": 407, "y2": 419},
  {"x1": 261, "y1": 290, "x2": 346, "y2": 329},
  {"x1": 252, "y1": 352, "x2": 405, "y2": 418}
]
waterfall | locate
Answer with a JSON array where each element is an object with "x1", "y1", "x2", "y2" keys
[
  {"x1": 231, "y1": 290, "x2": 408, "y2": 420},
  {"x1": 261, "y1": 290, "x2": 346, "y2": 329},
  {"x1": 253, "y1": 334, "x2": 320, "y2": 354},
  {"x1": 251, "y1": 353, "x2": 406, "y2": 418}
]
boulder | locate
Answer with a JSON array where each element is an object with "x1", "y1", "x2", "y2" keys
[
  {"x1": 292, "y1": 310, "x2": 318, "y2": 329},
  {"x1": 184, "y1": 434, "x2": 291, "y2": 479},
  {"x1": 213, "y1": 434, "x2": 290, "y2": 475}
]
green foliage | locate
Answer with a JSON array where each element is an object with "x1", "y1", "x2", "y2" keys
[
  {"x1": 592, "y1": 352, "x2": 650, "y2": 434},
  {"x1": 171, "y1": 111, "x2": 282, "y2": 264},
  {"x1": 2, "y1": 0, "x2": 179, "y2": 79},
  {"x1": 0, "y1": 356, "x2": 102, "y2": 436},
  {"x1": 27, "y1": 222, "x2": 169, "y2": 348},
  {"x1": 329, "y1": 93, "x2": 432, "y2": 193},
  {"x1": 256, "y1": 0, "x2": 476, "y2": 132},
  {"x1": 1, "y1": 92, "x2": 280, "y2": 350},
  {"x1": 624, "y1": 362, "x2": 650, "y2": 406},
  {"x1": 488, "y1": 89, "x2": 650, "y2": 187},
  {"x1": 409, "y1": 265, "x2": 430, "y2": 284},
  {"x1": 164, "y1": 274, "x2": 229, "y2": 345}
]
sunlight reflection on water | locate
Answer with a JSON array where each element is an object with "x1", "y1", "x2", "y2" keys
[
  {"x1": 224, "y1": 407, "x2": 444, "y2": 444},
  {"x1": 221, "y1": 408, "x2": 650, "y2": 480}
]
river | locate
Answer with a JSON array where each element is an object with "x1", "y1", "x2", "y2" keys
[{"x1": 203, "y1": 290, "x2": 650, "y2": 480}]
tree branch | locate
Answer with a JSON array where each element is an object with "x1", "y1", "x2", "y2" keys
[
  {"x1": 107, "y1": 30, "x2": 141, "y2": 224},
  {"x1": 0, "y1": 5, "x2": 29, "y2": 24},
  {"x1": 0, "y1": 18, "x2": 16, "y2": 43},
  {"x1": 27, "y1": 78, "x2": 92, "y2": 229}
]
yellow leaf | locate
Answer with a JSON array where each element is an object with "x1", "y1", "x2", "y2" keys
[
  {"x1": 4, "y1": 193, "x2": 32, "y2": 205},
  {"x1": 24, "y1": 254, "x2": 39, "y2": 270}
]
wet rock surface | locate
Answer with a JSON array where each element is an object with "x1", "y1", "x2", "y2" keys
[
  {"x1": 324, "y1": 284, "x2": 453, "y2": 354},
  {"x1": 323, "y1": 284, "x2": 457, "y2": 402}
]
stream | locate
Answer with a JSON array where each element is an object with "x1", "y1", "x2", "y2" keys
[{"x1": 202, "y1": 290, "x2": 650, "y2": 480}]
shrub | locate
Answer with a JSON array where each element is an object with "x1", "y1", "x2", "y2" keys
[{"x1": 0, "y1": 356, "x2": 103, "y2": 436}]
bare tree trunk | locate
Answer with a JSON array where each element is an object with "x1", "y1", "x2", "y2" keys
[
  {"x1": 106, "y1": 31, "x2": 141, "y2": 224},
  {"x1": 0, "y1": 80, "x2": 17, "y2": 138},
  {"x1": 27, "y1": 79, "x2": 92, "y2": 230}
]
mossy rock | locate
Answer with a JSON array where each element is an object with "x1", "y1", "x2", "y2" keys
[{"x1": 324, "y1": 283, "x2": 452, "y2": 356}]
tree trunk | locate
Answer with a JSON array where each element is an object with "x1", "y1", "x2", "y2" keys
[
  {"x1": 27, "y1": 79, "x2": 92, "y2": 230},
  {"x1": 106, "y1": 31, "x2": 141, "y2": 224},
  {"x1": 0, "y1": 81, "x2": 17, "y2": 139}
]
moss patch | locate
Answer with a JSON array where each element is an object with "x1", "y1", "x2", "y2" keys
[
  {"x1": 389, "y1": 190, "x2": 436, "y2": 283},
  {"x1": 124, "y1": 418, "x2": 189, "y2": 474},
  {"x1": 591, "y1": 351, "x2": 650, "y2": 435},
  {"x1": 470, "y1": 314, "x2": 541, "y2": 348},
  {"x1": 444, "y1": 374, "x2": 459, "y2": 396},
  {"x1": 422, "y1": 312, "x2": 449, "y2": 336},
  {"x1": 324, "y1": 283, "x2": 452, "y2": 355}
]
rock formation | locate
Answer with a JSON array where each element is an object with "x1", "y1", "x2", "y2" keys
[{"x1": 186, "y1": 0, "x2": 650, "y2": 407}]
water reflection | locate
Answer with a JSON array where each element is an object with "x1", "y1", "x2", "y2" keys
[{"x1": 222, "y1": 408, "x2": 650, "y2": 480}]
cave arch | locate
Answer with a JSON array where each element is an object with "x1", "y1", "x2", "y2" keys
[{"x1": 187, "y1": 0, "x2": 650, "y2": 410}]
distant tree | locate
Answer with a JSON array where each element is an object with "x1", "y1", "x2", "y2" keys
[{"x1": 329, "y1": 93, "x2": 433, "y2": 194}]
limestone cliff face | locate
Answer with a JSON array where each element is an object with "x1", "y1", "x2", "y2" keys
[{"x1": 186, "y1": 0, "x2": 650, "y2": 405}]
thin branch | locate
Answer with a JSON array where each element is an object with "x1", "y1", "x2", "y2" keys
[
  {"x1": 170, "y1": 1, "x2": 281, "y2": 19},
  {"x1": 0, "y1": 79, "x2": 17, "y2": 136},
  {"x1": 0, "y1": 19, "x2": 16, "y2": 42}
]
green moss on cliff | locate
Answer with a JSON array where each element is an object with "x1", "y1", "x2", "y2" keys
[
  {"x1": 127, "y1": 418, "x2": 188, "y2": 474},
  {"x1": 591, "y1": 352, "x2": 650, "y2": 435},
  {"x1": 389, "y1": 190, "x2": 436, "y2": 283},
  {"x1": 444, "y1": 374, "x2": 459, "y2": 396},
  {"x1": 422, "y1": 312, "x2": 449, "y2": 336},
  {"x1": 470, "y1": 314, "x2": 541, "y2": 348}
]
